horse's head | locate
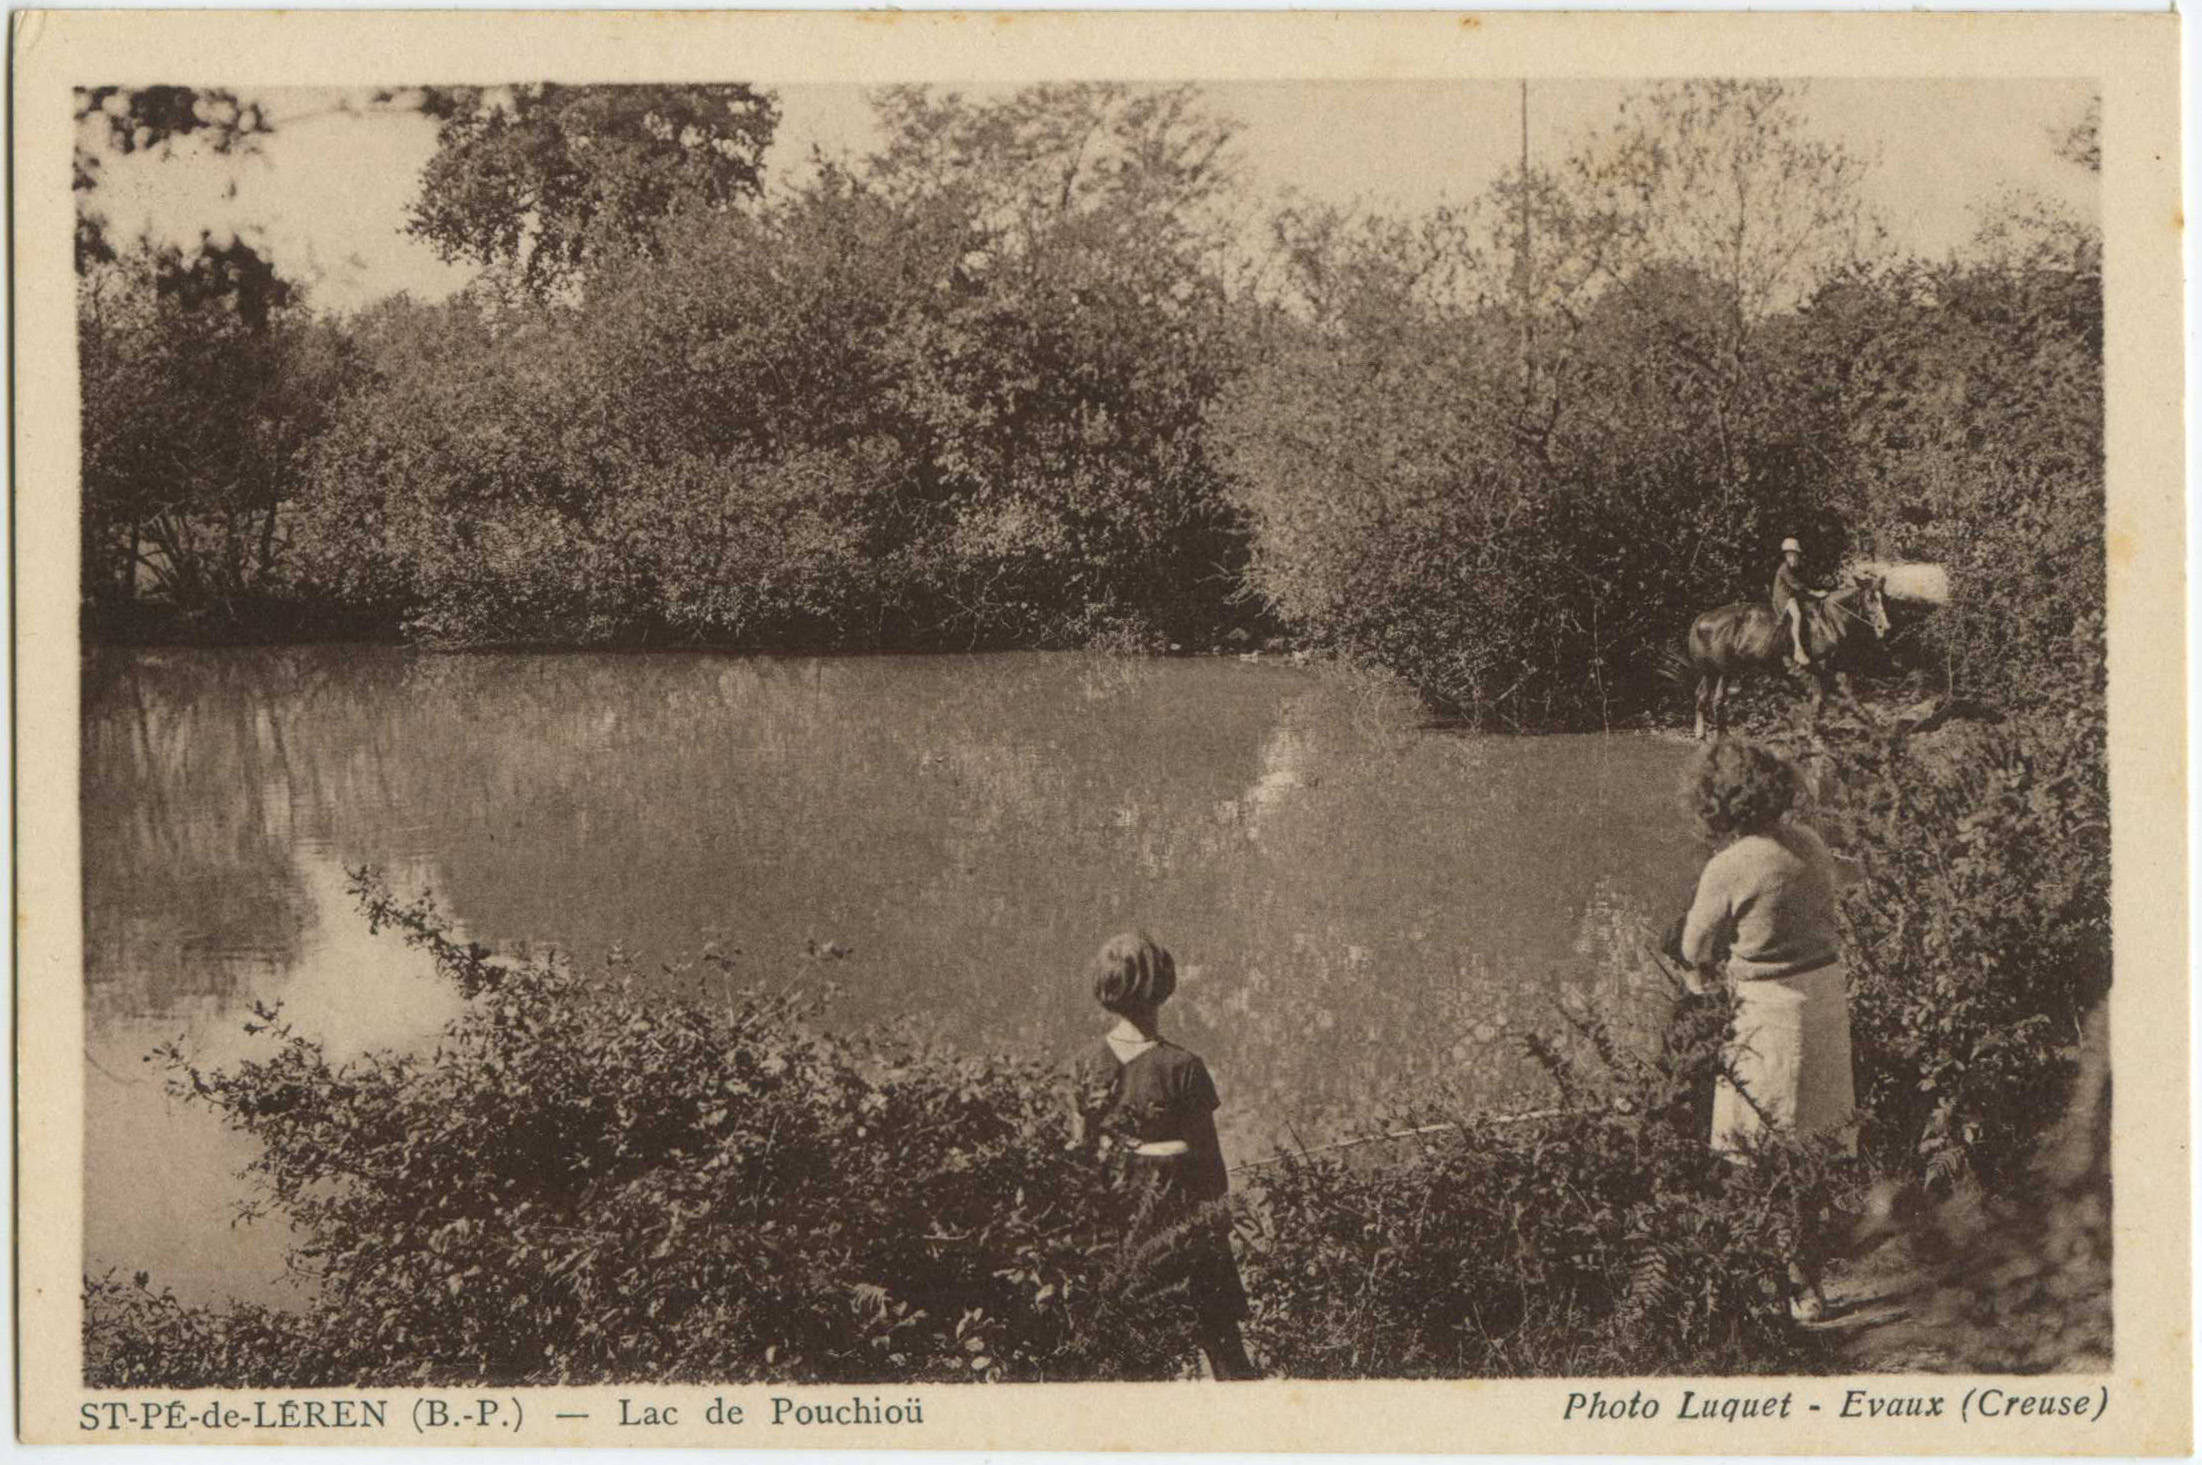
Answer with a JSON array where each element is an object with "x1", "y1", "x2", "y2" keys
[{"x1": 1855, "y1": 573, "x2": 1891, "y2": 639}]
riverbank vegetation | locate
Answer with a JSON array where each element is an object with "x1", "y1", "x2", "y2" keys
[
  {"x1": 90, "y1": 877, "x2": 1847, "y2": 1386},
  {"x1": 81, "y1": 79, "x2": 2110, "y2": 1384},
  {"x1": 80, "y1": 82, "x2": 2101, "y2": 729}
]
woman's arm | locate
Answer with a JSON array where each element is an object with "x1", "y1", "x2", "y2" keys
[
  {"x1": 1679, "y1": 853, "x2": 1735, "y2": 970},
  {"x1": 1797, "y1": 823, "x2": 1860, "y2": 890}
]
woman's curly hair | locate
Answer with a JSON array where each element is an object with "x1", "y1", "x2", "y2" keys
[{"x1": 1684, "y1": 738, "x2": 1798, "y2": 844}]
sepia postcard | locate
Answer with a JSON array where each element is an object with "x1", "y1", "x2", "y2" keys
[{"x1": 12, "y1": 7, "x2": 2189, "y2": 1453}]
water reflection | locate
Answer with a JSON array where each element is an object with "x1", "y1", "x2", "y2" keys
[
  {"x1": 84, "y1": 648, "x2": 1702, "y2": 1305},
  {"x1": 85, "y1": 848, "x2": 462, "y2": 1305}
]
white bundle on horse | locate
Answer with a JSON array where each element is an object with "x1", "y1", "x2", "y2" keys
[{"x1": 1851, "y1": 561, "x2": 1950, "y2": 606}]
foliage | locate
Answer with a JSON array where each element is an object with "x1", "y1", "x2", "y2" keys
[
  {"x1": 402, "y1": 85, "x2": 781, "y2": 299},
  {"x1": 1793, "y1": 204, "x2": 2103, "y2": 703},
  {"x1": 1873, "y1": 1007, "x2": 2111, "y2": 1372},
  {"x1": 88, "y1": 881, "x2": 1861, "y2": 1387},
  {"x1": 864, "y1": 85, "x2": 1251, "y2": 647},
  {"x1": 1570, "y1": 81, "x2": 1880, "y2": 336},
  {"x1": 1216, "y1": 79, "x2": 2099, "y2": 731},
  {"x1": 286, "y1": 294, "x2": 646, "y2": 645},
  {"x1": 91, "y1": 876, "x2": 1231, "y2": 1387},
  {"x1": 1242, "y1": 988, "x2": 1849, "y2": 1379},
  {"x1": 73, "y1": 87, "x2": 275, "y2": 270},
  {"x1": 277, "y1": 84, "x2": 1256, "y2": 652},
  {"x1": 84, "y1": 79, "x2": 2099, "y2": 694},
  {"x1": 1214, "y1": 250, "x2": 1843, "y2": 726},
  {"x1": 2050, "y1": 95, "x2": 2101, "y2": 175},
  {"x1": 78, "y1": 251, "x2": 358, "y2": 628},
  {"x1": 1796, "y1": 677, "x2": 2109, "y2": 1189}
]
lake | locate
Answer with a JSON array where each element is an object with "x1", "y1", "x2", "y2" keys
[{"x1": 83, "y1": 646, "x2": 1705, "y2": 1306}]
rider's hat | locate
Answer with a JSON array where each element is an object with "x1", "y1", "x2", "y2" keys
[{"x1": 1780, "y1": 537, "x2": 1803, "y2": 554}]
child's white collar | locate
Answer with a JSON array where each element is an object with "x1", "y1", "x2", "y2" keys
[{"x1": 1106, "y1": 1023, "x2": 1159, "y2": 1064}]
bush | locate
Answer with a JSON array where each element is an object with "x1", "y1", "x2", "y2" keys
[
  {"x1": 1211, "y1": 223, "x2": 1850, "y2": 730},
  {"x1": 1243, "y1": 992, "x2": 1848, "y2": 1378},
  {"x1": 276, "y1": 87, "x2": 1258, "y2": 656},
  {"x1": 88, "y1": 880, "x2": 1855, "y2": 1387},
  {"x1": 98, "y1": 876, "x2": 1226, "y2": 1387},
  {"x1": 1798, "y1": 676, "x2": 2109, "y2": 1188}
]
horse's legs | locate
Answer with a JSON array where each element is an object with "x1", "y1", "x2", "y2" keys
[
  {"x1": 1694, "y1": 675, "x2": 1711, "y2": 740},
  {"x1": 1712, "y1": 675, "x2": 1728, "y2": 736},
  {"x1": 1836, "y1": 671, "x2": 1867, "y2": 724}
]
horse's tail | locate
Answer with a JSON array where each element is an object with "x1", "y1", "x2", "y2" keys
[{"x1": 1657, "y1": 640, "x2": 1701, "y2": 689}]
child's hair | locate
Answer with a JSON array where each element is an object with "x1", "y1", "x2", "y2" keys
[
  {"x1": 1684, "y1": 737, "x2": 1798, "y2": 845},
  {"x1": 1093, "y1": 931, "x2": 1177, "y2": 1013}
]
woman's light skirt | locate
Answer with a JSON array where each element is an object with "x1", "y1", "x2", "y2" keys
[{"x1": 1713, "y1": 962, "x2": 1857, "y2": 1156}]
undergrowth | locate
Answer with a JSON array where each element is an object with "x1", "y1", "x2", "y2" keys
[{"x1": 89, "y1": 877, "x2": 1855, "y2": 1387}]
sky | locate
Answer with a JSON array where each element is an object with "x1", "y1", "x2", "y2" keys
[{"x1": 84, "y1": 77, "x2": 2099, "y2": 315}]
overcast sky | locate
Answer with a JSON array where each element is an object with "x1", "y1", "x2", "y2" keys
[{"x1": 85, "y1": 77, "x2": 2098, "y2": 315}]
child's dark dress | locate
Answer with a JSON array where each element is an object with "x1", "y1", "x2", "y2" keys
[{"x1": 1071, "y1": 1038, "x2": 1251, "y2": 1322}]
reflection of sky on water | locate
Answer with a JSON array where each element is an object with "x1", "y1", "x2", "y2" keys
[
  {"x1": 83, "y1": 647, "x2": 1703, "y2": 1306},
  {"x1": 86, "y1": 850, "x2": 462, "y2": 1305}
]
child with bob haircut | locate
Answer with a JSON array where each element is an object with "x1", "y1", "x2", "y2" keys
[{"x1": 1067, "y1": 931, "x2": 1259, "y2": 1381}]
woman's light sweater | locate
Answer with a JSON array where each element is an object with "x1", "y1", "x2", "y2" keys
[{"x1": 1681, "y1": 823, "x2": 1844, "y2": 980}]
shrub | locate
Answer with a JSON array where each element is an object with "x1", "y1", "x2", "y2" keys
[
  {"x1": 278, "y1": 88, "x2": 1258, "y2": 656},
  {"x1": 1782, "y1": 662, "x2": 2109, "y2": 1188},
  {"x1": 100, "y1": 875, "x2": 1220, "y2": 1387},
  {"x1": 89, "y1": 881, "x2": 1857, "y2": 1387},
  {"x1": 1211, "y1": 231, "x2": 1850, "y2": 730},
  {"x1": 1241, "y1": 988, "x2": 1848, "y2": 1379}
]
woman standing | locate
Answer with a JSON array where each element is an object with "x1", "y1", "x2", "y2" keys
[
  {"x1": 1679, "y1": 739, "x2": 1857, "y2": 1155},
  {"x1": 1678, "y1": 741, "x2": 1857, "y2": 1320}
]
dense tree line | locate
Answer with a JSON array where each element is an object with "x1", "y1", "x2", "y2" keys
[
  {"x1": 83, "y1": 83, "x2": 1248, "y2": 652},
  {"x1": 79, "y1": 81, "x2": 2101, "y2": 726}
]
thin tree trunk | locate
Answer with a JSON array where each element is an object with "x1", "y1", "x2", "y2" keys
[{"x1": 257, "y1": 499, "x2": 281, "y2": 591}]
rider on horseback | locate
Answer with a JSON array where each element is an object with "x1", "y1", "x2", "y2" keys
[{"x1": 1772, "y1": 537, "x2": 1825, "y2": 669}]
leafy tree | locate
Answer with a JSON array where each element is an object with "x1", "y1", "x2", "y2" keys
[
  {"x1": 292, "y1": 84, "x2": 1258, "y2": 651},
  {"x1": 79, "y1": 249, "x2": 354, "y2": 624},
  {"x1": 401, "y1": 84, "x2": 780, "y2": 298},
  {"x1": 73, "y1": 86, "x2": 274, "y2": 268},
  {"x1": 2051, "y1": 94, "x2": 2101, "y2": 174},
  {"x1": 1215, "y1": 81, "x2": 1872, "y2": 725},
  {"x1": 861, "y1": 84, "x2": 1251, "y2": 645},
  {"x1": 1557, "y1": 80, "x2": 1877, "y2": 512},
  {"x1": 1572, "y1": 81, "x2": 1878, "y2": 353}
]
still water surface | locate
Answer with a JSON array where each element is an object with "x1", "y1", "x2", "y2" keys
[{"x1": 84, "y1": 647, "x2": 1702, "y2": 1305}]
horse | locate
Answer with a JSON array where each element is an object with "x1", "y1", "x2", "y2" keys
[{"x1": 1687, "y1": 574, "x2": 1890, "y2": 740}]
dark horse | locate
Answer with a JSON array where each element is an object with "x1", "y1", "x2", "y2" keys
[{"x1": 1688, "y1": 575, "x2": 1889, "y2": 740}]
